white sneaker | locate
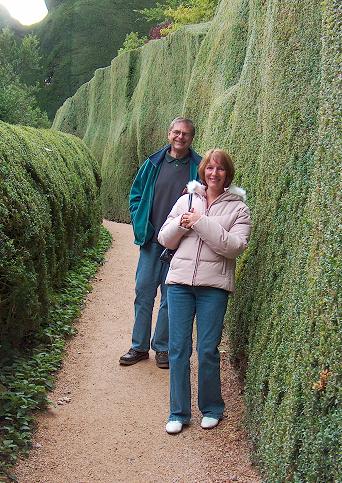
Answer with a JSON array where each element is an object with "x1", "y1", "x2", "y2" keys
[
  {"x1": 165, "y1": 421, "x2": 183, "y2": 434},
  {"x1": 201, "y1": 417, "x2": 219, "y2": 429}
]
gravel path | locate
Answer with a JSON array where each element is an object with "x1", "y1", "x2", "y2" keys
[{"x1": 14, "y1": 221, "x2": 260, "y2": 483}]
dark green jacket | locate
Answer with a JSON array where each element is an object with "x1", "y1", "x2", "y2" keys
[{"x1": 129, "y1": 144, "x2": 202, "y2": 246}]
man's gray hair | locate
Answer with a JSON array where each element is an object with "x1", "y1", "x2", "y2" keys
[{"x1": 168, "y1": 117, "x2": 195, "y2": 137}]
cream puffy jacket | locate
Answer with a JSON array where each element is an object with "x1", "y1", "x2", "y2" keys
[{"x1": 158, "y1": 185, "x2": 251, "y2": 292}]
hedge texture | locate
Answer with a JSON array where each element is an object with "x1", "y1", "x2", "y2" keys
[
  {"x1": 30, "y1": 0, "x2": 160, "y2": 119},
  {"x1": 53, "y1": 0, "x2": 341, "y2": 480},
  {"x1": 54, "y1": 22, "x2": 209, "y2": 221},
  {"x1": 0, "y1": 121, "x2": 101, "y2": 354}
]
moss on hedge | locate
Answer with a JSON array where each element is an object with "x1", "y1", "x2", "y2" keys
[
  {"x1": 53, "y1": 0, "x2": 341, "y2": 480},
  {"x1": 0, "y1": 121, "x2": 101, "y2": 354}
]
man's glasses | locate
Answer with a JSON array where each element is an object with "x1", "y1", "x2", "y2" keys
[{"x1": 170, "y1": 129, "x2": 193, "y2": 138}]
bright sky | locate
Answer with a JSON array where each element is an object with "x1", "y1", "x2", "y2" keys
[{"x1": 0, "y1": 0, "x2": 48, "y2": 26}]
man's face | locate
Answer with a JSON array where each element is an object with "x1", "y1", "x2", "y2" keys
[{"x1": 168, "y1": 122, "x2": 194, "y2": 156}]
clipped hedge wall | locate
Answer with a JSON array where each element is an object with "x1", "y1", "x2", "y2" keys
[
  {"x1": 31, "y1": 0, "x2": 160, "y2": 119},
  {"x1": 53, "y1": 0, "x2": 341, "y2": 480},
  {"x1": 0, "y1": 121, "x2": 101, "y2": 354},
  {"x1": 222, "y1": 2, "x2": 341, "y2": 481},
  {"x1": 54, "y1": 22, "x2": 210, "y2": 221}
]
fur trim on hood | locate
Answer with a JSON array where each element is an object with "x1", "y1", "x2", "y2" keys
[
  {"x1": 187, "y1": 180, "x2": 206, "y2": 196},
  {"x1": 187, "y1": 180, "x2": 247, "y2": 202},
  {"x1": 227, "y1": 184, "x2": 247, "y2": 202}
]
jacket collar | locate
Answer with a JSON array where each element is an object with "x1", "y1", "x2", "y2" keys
[
  {"x1": 227, "y1": 184, "x2": 247, "y2": 202},
  {"x1": 149, "y1": 144, "x2": 202, "y2": 167},
  {"x1": 194, "y1": 184, "x2": 247, "y2": 203}
]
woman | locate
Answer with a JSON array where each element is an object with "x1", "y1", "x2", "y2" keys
[{"x1": 158, "y1": 148, "x2": 251, "y2": 434}]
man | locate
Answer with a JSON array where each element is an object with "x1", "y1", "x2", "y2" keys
[{"x1": 119, "y1": 117, "x2": 201, "y2": 368}]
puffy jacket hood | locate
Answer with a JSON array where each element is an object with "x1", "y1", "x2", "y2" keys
[
  {"x1": 227, "y1": 184, "x2": 247, "y2": 202},
  {"x1": 186, "y1": 180, "x2": 247, "y2": 203}
]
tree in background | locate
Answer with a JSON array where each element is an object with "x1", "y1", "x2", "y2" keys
[
  {"x1": 119, "y1": 0, "x2": 218, "y2": 53},
  {"x1": 148, "y1": 21, "x2": 173, "y2": 40},
  {"x1": 161, "y1": 0, "x2": 218, "y2": 33},
  {"x1": 139, "y1": 0, "x2": 218, "y2": 31},
  {"x1": 118, "y1": 31, "x2": 148, "y2": 55},
  {"x1": 0, "y1": 27, "x2": 50, "y2": 127}
]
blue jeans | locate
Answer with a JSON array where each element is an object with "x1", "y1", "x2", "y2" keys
[
  {"x1": 167, "y1": 284, "x2": 229, "y2": 423},
  {"x1": 131, "y1": 241, "x2": 169, "y2": 352}
]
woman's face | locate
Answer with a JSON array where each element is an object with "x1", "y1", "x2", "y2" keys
[{"x1": 204, "y1": 155, "x2": 227, "y2": 193}]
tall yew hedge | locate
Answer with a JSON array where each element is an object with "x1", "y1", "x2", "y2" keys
[
  {"x1": 53, "y1": 0, "x2": 341, "y2": 480},
  {"x1": 0, "y1": 122, "x2": 101, "y2": 355},
  {"x1": 224, "y1": 2, "x2": 341, "y2": 480}
]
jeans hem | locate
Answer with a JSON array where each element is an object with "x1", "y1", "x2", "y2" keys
[
  {"x1": 168, "y1": 417, "x2": 190, "y2": 424},
  {"x1": 151, "y1": 345, "x2": 169, "y2": 353},
  {"x1": 131, "y1": 346, "x2": 150, "y2": 353}
]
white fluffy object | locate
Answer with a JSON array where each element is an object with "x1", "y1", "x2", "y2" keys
[
  {"x1": 187, "y1": 180, "x2": 206, "y2": 196},
  {"x1": 186, "y1": 180, "x2": 247, "y2": 202},
  {"x1": 228, "y1": 184, "x2": 247, "y2": 202}
]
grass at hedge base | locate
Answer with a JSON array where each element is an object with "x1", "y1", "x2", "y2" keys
[
  {"x1": 0, "y1": 121, "x2": 101, "y2": 355},
  {"x1": 0, "y1": 226, "x2": 112, "y2": 478},
  {"x1": 53, "y1": 0, "x2": 341, "y2": 480}
]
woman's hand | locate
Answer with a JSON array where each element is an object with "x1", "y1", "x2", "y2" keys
[{"x1": 180, "y1": 208, "x2": 202, "y2": 229}]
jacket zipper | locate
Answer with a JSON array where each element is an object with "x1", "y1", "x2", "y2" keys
[
  {"x1": 191, "y1": 194, "x2": 228, "y2": 285},
  {"x1": 191, "y1": 199, "x2": 211, "y2": 285},
  {"x1": 144, "y1": 162, "x2": 161, "y2": 241}
]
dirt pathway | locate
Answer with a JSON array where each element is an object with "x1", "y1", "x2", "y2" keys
[{"x1": 14, "y1": 221, "x2": 260, "y2": 483}]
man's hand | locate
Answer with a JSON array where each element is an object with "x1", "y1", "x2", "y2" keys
[{"x1": 180, "y1": 208, "x2": 202, "y2": 229}]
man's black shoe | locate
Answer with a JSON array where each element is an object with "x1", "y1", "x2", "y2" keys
[
  {"x1": 119, "y1": 348, "x2": 149, "y2": 366},
  {"x1": 155, "y1": 351, "x2": 169, "y2": 369}
]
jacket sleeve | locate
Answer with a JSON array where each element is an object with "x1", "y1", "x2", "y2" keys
[
  {"x1": 129, "y1": 160, "x2": 149, "y2": 226},
  {"x1": 192, "y1": 205, "x2": 251, "y2": 259},
  {"x1": 157, "y1": 197, "x2": 189, "y2": 250}
]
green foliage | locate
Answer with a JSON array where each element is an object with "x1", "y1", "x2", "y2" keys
[
  {"x1": 0, "y1": 121, "x2": 102, "y2": 354},
  {"x1": 165, "y1": 0, "x2": 218, "y2": 26},
  {"x1": 137, "y1": 0, "x2": 218, "y2": 34},
  {"x1": 0, "y1": 227, "x2": 112, "y2": 475},
  {"x1": 121, "y1": 0, "x2": 218, "y2": 49},
  {"x1": 0, "y1": 27, "x2": 41, "y2": 85},
  {"x1": 137, "y1": 0, "x2": 180, "y2": 23},
  {"x1": 0, "y1": 27, "x2": 49, "y2": 127},
  {"x1": 29, "y1": 0, "x2": 160, "y2": 119},
  {"x1": 54, "y1": 22, "x2": 209, "y2": 221},
  {"x1": 118, "y1": 32, "x2": 148, "y2": 55},
  {"x1": 53, "y1": 0, "x2": 341, "y2": 480}
]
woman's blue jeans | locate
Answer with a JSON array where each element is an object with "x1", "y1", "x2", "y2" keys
[
  {"x1": 167, "y1": 284, "x2": 229, "y2": 423},
  {"x1": 131, "y1": 241, "x2": 169, "y2": 352}
]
